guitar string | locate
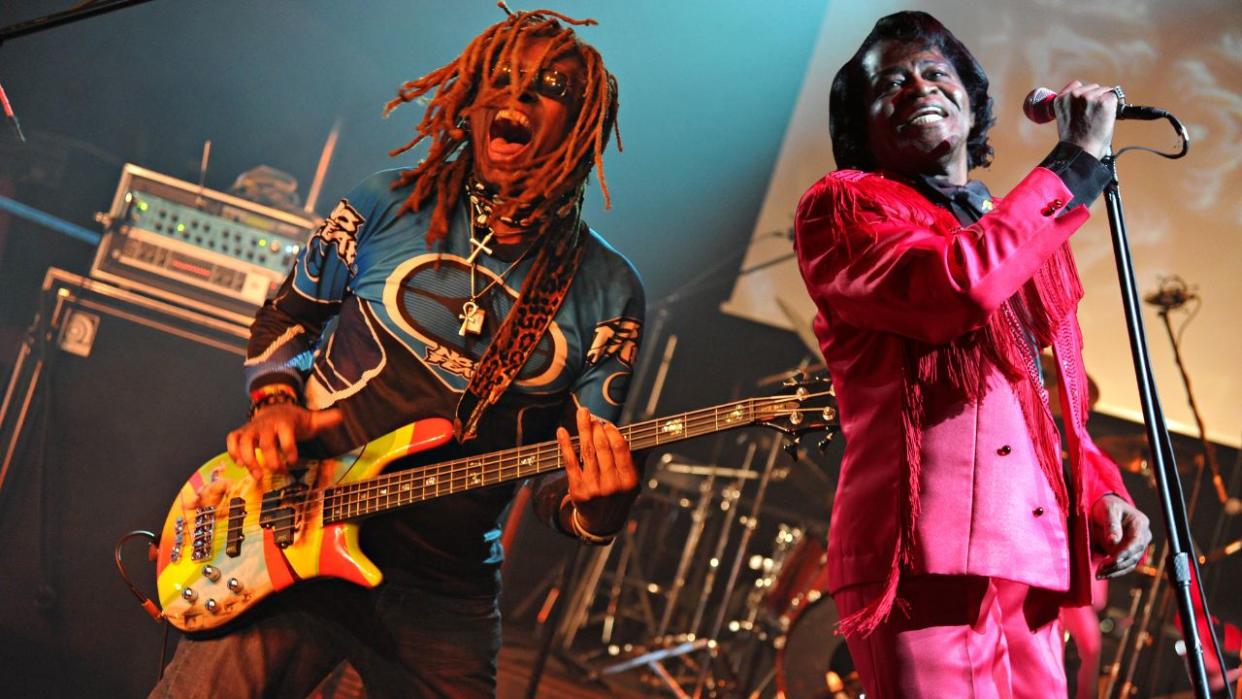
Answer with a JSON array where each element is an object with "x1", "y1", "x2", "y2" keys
[
  {"x1": 184, "y1": 400, "x2": 835, "y2": 543},
  {"x1": 327, "y1": 388, "x2": 830, "y2": 504},
  {"x1": 178, "y1": 398, "x2": 833, "y2": 544},
  {"x1": 200, "y1": 402, "x2": 832, "y2": 542},
  {"x1": 321, "y1": 391, "x2": 834, "y2": 516},
  {"x1": 325, "y1": 396, "x2": 766, "y2": 502}
]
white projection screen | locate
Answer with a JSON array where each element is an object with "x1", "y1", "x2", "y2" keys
[{"x1": 724, "y1": 0, "x2": 1242, "y2": 447}]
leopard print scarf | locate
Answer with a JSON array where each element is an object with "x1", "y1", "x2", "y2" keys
[{"x1": 454, "y1": 209, "x2": 588, "y2": 441}]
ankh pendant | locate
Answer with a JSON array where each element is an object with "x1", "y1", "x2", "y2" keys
[{"x1": 458, "y1": 300, "x2": 486, "y2": 336}]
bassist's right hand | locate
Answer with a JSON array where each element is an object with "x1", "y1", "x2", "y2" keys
[{"x1": 226, "y1": 404, "x2": 344, "y2": 481}]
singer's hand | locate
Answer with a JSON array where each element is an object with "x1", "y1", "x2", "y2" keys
[
  {"x1": 1091, "y1": 494, "x2": 1151, "y2": 579},
  {"x1": 1054, "y1": 80, "x2": 1119, "y2": 160}
]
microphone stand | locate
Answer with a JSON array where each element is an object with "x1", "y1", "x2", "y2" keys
[{"x1": 1099, "y1": 118, "x2": 1230, "y2": 698}]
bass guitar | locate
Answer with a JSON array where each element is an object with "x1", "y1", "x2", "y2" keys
[{"x1": 154, "y1": 376, "x2": 837, "y2": 632}]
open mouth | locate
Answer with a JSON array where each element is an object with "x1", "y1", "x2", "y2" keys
[
  {"x1": 487, "y1": 109, "x2": 534, "y2": 161},
  {"x1": 902, "y1": 105, "x2": 948, "y2": 127}
]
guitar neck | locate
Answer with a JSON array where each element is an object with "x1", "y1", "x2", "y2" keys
[{"x1": 322, "y1": 397, "x2": 768, "y2": 523}]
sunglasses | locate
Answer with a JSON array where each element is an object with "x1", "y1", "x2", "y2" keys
[{"x1": 492, "y1": 63, "x2": 575, "y2": 102}]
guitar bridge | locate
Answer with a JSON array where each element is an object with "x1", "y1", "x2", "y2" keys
[{"x1": 190, "y1": 507, "x2": 216, "y2": 561}]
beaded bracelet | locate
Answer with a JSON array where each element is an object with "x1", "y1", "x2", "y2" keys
[{"x1": 248, "y1": 384, "x2": 300, "y2": 418}]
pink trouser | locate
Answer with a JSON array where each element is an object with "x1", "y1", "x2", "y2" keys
[{"x1": 833, "y1": 575, "x2": 1066, "y2": 698}]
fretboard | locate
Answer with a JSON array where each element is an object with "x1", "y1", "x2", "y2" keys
[{"x1": 321, "y1": 397, "x2": 767, "y2": 523}]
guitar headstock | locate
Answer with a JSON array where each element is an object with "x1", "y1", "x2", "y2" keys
[{"x1": 752, "y1": 373, "x2": 840, "y2": 457}]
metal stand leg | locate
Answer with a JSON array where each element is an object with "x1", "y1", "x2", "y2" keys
[{"x1": 1099, "y1": 154, "x2": 1226, "y2": 698}]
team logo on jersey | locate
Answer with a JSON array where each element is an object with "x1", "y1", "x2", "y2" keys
[
  {"x1": 587, "y1": 317, "x2": 641, "y2": 367},
  {"x1": 381, "y1": 253, "x2": 568, "y2": 390},
  {"x1": 310, "y1": 199, "x2": 364, "y2": 270},
  {"x1": 425, "y1": 343, "x2": 476, "y2": 380}
]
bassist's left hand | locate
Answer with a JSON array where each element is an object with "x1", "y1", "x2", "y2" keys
[{"x1": 556, "y1": 407, "x2": 640, "y2": 537}]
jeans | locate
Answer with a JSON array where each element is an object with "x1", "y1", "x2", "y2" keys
[{"x1": 149, "y1": 580, "x2": 502, "y2": 699}]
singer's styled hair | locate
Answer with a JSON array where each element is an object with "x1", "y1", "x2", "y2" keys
[
  {"x1": 383, "y1": 8, "x2": 620, "y2": 244},
  {"x1": 829, "y1": 11, "x2": 995, "y2": 172}
]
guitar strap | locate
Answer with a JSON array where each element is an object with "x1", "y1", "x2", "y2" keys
[{"x1": 454, "y1": 215, "x2": 588, "y2": 442}]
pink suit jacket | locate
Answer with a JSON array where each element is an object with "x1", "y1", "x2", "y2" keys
[{"x1": 794, "y1": 167, "x2": 1132, "y2": 610}]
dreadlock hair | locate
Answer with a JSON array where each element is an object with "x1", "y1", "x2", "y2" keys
[
  {"x1": 384, "y1": 8, "x2": 620, "y2": 244},
  {"x1": 829, "y1": 11, "x2": 996, "y2": 172}
]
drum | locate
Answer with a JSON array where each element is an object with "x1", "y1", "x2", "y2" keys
[
  {"x1": 774, "y1": 592, "x2": 862, "y2": 699},
  {"x1": 764, "y1": 529, "x2": 826, "y2": 619}
]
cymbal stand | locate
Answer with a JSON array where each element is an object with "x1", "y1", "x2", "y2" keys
[
  {"x1": 598, "y1": 519, "x2": 660, "y2": 646},
  {"x1": 588, "y1": 460, "x2": 733, "y2": 691},
  {"x1": 593, "y1": 436, "x2": 785, "y2": 697},
  {"x1": 1105, "y1": 538, "x2": 1169, "y2": 698},
  {"x1": 687, "y1": 443, "x2": 757, "y2": 637},
  {"x1": 655, "y1": 469, "x2": 719, "y2": 640},
  {"x1": 689, "y1": 434, "x2": 787, "y2": 697}
]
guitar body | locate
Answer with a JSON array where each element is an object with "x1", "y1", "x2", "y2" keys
[
  {"x1": 155, "y1": 418, "x2": 454, "y2": 632},
  {"x1": 149, "y1": 378, "x2": 838, "y2": 633}
]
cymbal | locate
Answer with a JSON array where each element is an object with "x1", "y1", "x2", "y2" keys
[
  {"x1": 649, "y1": 460, "x2": 760, "y2": 493},
  {"x1": 1094, "y1": 434, "x2": 1200, "y2": 475},
  {"x1": 1040, "y1": 353, "x2": 1100, "y2": 416}
]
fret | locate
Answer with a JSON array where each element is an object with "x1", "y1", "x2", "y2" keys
[
  {"x1": 319, "y1": 396, "x2": 789, "y2": 524},
  {"x1": 517, "y1": 451, "x2": 537, "y2": 479}
]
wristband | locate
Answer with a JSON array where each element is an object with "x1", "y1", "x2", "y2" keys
[
  {"x1": 250, "y1": 383, "x2": 299, "y2": 403},
  {"x1": 248, "y1": 384, "x2": 300, "y2": 418},
  {"x1": 570, "y1": 505, "x2": 617, "y2": 546}
]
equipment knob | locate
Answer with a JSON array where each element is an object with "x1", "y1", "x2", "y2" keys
[
  {"x1": 181, "y1": 587, "x2": 198, "y2": 603},
  {"x1": 227, "y1": 578, "x2": 244, "y2": 593},
  {"x1": 202, "y1": 565, "x2": 221, "y2": 582},
  {"x1": 205, "y1": 599, "x2": 219, "y2": 614}
]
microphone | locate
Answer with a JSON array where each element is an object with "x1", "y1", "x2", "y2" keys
[{"x1": 1023, "y1": 87, "x2": 1169, "y2": 124}]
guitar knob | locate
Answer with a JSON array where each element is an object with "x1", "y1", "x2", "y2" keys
[
  {"x1": 205, "y1": 599, "x2": 220, "y2": 614},
  {"x1": 202, "y1": 565, "x2": 221, "y2": 582},
  {"x1": 181, "y1": 587, "x2": 198, "y2": 603},
  {"x1": 227, "y1": 578, "x2": 244, "y2": 593}
]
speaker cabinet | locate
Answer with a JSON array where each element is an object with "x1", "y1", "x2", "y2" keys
[{"x1": 0, "y1": 268, "x2": 250, "y2": 697}]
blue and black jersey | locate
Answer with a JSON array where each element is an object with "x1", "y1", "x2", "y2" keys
[{"x1": 245, "y1": 169, "x2": 644, "y2": 595}]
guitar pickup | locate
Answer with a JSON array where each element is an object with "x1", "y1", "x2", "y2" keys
[
  {"x1": 225, "y1": 497, "x2": 246, "y2": 557},
  {"x1": 259, "y1": 484, "x2": 307, "y2": 549}
]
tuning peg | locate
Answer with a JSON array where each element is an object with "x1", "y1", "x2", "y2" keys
[
  {"x1": 817, "y1": 434, "x2": 835, "y2": 453},
  {"x1": 783, "y1": 371, "x2": 807, "y2": 387},
  {"x1": 783, "y1": 437, "x2": 801, "y2": 460}
]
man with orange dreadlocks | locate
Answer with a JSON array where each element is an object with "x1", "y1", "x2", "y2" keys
[{"x1": 151, "y1": 9, "x2": 642, "y2": 698}]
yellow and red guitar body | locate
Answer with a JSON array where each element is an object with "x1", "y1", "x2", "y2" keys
[{"x1": 154, "y1": 418, "x2": 453, "y2": 632}]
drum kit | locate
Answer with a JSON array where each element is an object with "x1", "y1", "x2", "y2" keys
[{"x1": 545, "y1": 364, "x2": 862, "y2": 698}]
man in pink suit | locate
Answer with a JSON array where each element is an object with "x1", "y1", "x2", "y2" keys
[{"x1": 793, "y1": 12, "x2": 1152, "y2": 697}]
